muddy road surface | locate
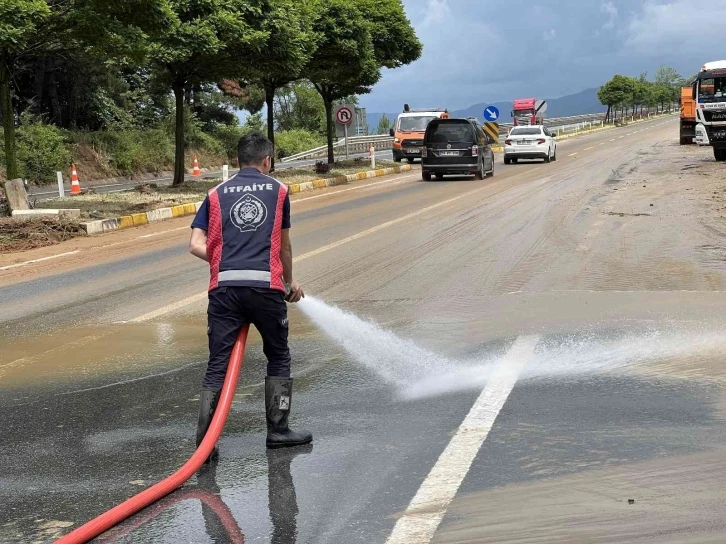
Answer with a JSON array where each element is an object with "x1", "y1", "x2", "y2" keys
[{"x1": 4, "y1": 115, "x2": 726, "y2": 543}]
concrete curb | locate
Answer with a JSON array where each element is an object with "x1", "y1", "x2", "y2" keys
[
  {"x1": 82, "y1": 201, "x2": 203, "y2": 235},
  {"x1": 81, "y1": 164, "x2": 413, "y2": 235},
  {"x1": 286, "y1": 164, "x2": 412, "y2": 194}
]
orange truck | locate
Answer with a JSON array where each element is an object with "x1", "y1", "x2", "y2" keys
[
  {"x1": 680, "y1": 86, "x2": 696, "y2": 145},
  {"x1": 390, "y1": 104, "x2": 449, "y2": 162}
]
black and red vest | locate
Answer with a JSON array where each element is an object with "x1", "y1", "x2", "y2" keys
[{"x1": 206, "y1": 168, "x2": 289, "y2": 293}]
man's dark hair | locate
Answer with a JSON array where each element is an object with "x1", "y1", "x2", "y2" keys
[{"x1": 237, "y1": 132, "x2": 274, "y2": 166}]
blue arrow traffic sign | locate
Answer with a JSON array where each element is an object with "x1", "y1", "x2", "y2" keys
[{"x1": 483, "y1": 106, "x2": 499, "y2": 122}]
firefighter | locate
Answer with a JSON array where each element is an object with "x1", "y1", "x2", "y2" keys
[{"x1": 189, "y1": 132, "x2": 311, "y2": 458}]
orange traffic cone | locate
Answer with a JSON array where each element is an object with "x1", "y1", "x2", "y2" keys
[
  {"x1": 193, "y1": 155, "x2": 201, "y2": 177},
  {"x1": 70, "y1": 164, "x2": 81, "y2": 195}
]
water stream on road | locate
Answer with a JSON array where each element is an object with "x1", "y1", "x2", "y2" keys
[{"x1": 298, "y1": 296, "x2": 726, "y2": 400}]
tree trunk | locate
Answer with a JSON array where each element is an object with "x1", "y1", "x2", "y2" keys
[
  {"x1": 172, "y1": 81, "x2": 186, "y2": 187},
  {"x1": 265, "y1": 85, "x2": 276, "y2": 171},
  {"x1": 323, "y1": 96, "x2": 334, "y2": 164},
  {"x1": 0, "y1": 63, "x2": 18, "y2": 180},
  {"x1": 33, "y1": 59, "x2": 46, "y2": 114},
  {"x1": 192, "y1": 84, "x2": 202, "y2": 115},
  {"x1": 605, "y1": 105, "x2": 610, "y2": 123},
  {"x1": 47, "y1": 59, "x2": 62, "y2": 126}
]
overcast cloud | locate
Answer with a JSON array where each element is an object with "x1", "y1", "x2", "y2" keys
[{"x1": 361, "y1": 0, "x2": 726, "y2": 112}]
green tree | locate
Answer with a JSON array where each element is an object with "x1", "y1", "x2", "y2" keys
[
  {"x1": 357, "y1": 0, "x2": 422, "y2": 70},
  {"x1": 633, "y1": 73, "x2": 651, "y2": 117},
  {"x1": 598, "y1": 75, "x2": 635, "y2": 122},
  {"x1": 274, "y1": 82, "x2": 326, "y2": 134},
  {"x1": 305, "y1": 0, "x2": 380, "y2": 163},
  {"x1": 245, "y1": 0, "x2": 317, "y2": 170},
  {"x1": 377, "y1": 114, "x2": 391, "y2": 135},
  {"x1": 305, "y1": 0, "x2": 421, "y2": 163},
  {"x1": 654, "y1": 65, "x2": 682, "y2": 112},
  {"x1": 147, "y1": 1, "x2": 268, "y2": 185},
  {"x1": 0, "y1": 1, "x2": 51, "y2": 179},
  {"x1": 1, "y1": 0, "x2": 171, "y2": 179}
]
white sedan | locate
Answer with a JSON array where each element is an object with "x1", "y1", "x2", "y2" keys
[{"x1": 503, "y1": 125, "x2": 557, "y2": 164}]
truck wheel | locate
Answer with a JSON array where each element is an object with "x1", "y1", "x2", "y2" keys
[
  {"x1": 715, "y1": 148, "x2": 726, "y2": 162},
  {"x1": 407, "y1": 157, "x2": 415, "y2": 163},
  {"x1": 544, "y1": 148, "x2": 551, "y2": 163},
  {"x1": 504, "y1": 156, "x2": 511, "y2": 165},
  {"x1": 422, "y1": 172, "x2": 432, "y2": 181}
]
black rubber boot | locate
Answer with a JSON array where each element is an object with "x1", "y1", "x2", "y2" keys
[
  {"x1": 196, "y1": 388, "x2": 221, "y2": 463},
  {"x1": 265, "y1": 377, "x2": 313, "y2": 449}
]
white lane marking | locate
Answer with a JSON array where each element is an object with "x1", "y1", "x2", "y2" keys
[
  {"x1": 292, "y1": 173, "x2": 416, "y2": 204},
  {"x1": 568, "y1": 153, "x2": 578, "y2": 157},
  {"x1": 139, "y1": 226, "x2": 189, "y2": 239},
  {"x1": 14, "y1": 174, "x2": 415, "y2": 269},
  {"x1": 583, "y1": 146, "x2": 594, "y2": 151},
  {"x1": 618, "y1": 136, "x2": 624, "y2": 139},
  {"x1": 127, "y1": 185, "x2": 486, "y2": 322},
  {"x1": 127, "y1": 292, "x2": 208, "y2": 323},
  {"x1": 598, "y1": 143, "x2": 605, "y2": 146},
  {"x1": 385, "y1": 335, "x2": 541, "y2": 544},
  {"x1": 0, "y1": 251, "x2": 80, "y2": 271},
  {"x1": 609, "y1": 138, "x2": 616, "y2": 141}
]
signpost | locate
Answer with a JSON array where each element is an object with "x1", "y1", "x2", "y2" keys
[
  {"x1": 483, "y1": 122, "x2": 500, "y2": 144},
  {"x1": 535, "y1": 100, "x2": 548, "y2": 116},
  {"x1": 335, "y1": 104, "x2": 354, "y2": 159},
  {"x1": 483, "y1": 106, "x2": 500, "y2": 122}
]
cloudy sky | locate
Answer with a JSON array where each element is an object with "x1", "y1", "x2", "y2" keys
[{"x1": 361, "y1": 0, "x2": 726, "y2": 113}]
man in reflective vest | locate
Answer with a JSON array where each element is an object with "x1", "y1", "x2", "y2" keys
[{"x1": 189, "y1": 132, "x2": 311, "y2": 457}]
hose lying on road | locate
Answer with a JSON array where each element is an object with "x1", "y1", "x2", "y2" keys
[{"x1": 55, "y1": 325, "x2": 250, "y2": 544}]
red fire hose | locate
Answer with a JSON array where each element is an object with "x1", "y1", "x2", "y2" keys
[{"x1": 56, "y1": 325, "x2": 250, "y2": 544}]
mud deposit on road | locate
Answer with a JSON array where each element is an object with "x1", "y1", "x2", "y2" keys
[{"x1": 434, "y1": 448, "x2": 726, "y2": 544}]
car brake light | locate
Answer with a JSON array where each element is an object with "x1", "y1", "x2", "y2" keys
[
  {"x1": 422, "y1": 147, "x2": 427, "y2": 158},
  {"x1": 537, "y1": 138, "x2": 546, "y2": 144},
  {"x1": 472, "y1": 145, "x2": 478, "y2": 156},
  {"x1": 505, "y1": 139, "x2": 512, "y2": 145}
]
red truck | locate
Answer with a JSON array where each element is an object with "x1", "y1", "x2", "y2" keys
[{"x1": 512, "y1": 98, "x2": 545, "y2": 126}]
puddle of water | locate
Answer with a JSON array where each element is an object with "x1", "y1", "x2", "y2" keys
[
  {"x1": 0, "y1": 322, "x2": 208, "y2": 387},
  {"x1": 298, "y1": 296, "x2": 726, "y2": 400}
]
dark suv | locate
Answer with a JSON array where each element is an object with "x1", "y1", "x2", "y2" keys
[{"x1": 421, "y1": 118, "x2": 495, "y2": 181}]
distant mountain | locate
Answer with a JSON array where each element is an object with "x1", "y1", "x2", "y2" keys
[
  {"x1": 452, "y1": 88, "x2": 606, "y2": 123},
  {"x1": 364, "y1": 88, "x2": 607, "y2": 133}
]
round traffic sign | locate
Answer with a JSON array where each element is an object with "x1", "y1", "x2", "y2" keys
[
  {"x1": 483, "y1": 106, "x2": 500, "y2": 122},
  {"x1": 336, "y1": 105, "x2": 353, "y2": 125}
]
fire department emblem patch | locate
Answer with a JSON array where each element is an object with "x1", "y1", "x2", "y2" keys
[{"x1": 230, "y1": 194, "x2": 268, "y2": 232}]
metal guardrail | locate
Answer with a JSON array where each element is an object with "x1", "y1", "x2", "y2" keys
[
  {"x1": 281, "y1": 134, "x2": 393, "y2": 162},
  {"x1": 283, "y1": 110, "x2": 674, "y2": 161}
]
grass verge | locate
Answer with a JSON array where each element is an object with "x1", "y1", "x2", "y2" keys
[{"x1": 36, "y1": 159, "x2": 398, "y2": 220}]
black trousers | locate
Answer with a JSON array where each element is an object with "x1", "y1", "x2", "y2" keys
[{"x1": 204, "y1": 286, "x2": 291, "y2": 390}]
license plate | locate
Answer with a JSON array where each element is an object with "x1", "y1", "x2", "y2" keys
[
  {"x1": 405, "y1": 148, "x2": 421, "y2": 154},
  {"x1": 519, "y1": 140, "x2": 533, "y2": 145},
  {"x1": 441, "y1": 150, "x2": 459, "y2": 156}
]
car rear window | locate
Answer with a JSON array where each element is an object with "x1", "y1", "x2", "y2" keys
[
  {"x1": 427, "y1": 122, "x2": 474, "y2": 143},
  {"x1": 510, "y1": 127, "x2": 542, "y2": 136}
]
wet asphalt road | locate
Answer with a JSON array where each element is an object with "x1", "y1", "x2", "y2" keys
[{"x1": 5, "y1": 115, "x2": 726, "y2": 543}]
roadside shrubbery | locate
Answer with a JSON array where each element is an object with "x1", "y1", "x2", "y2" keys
[
  {"x1": 275, "y1": 129, "x2": 325, "y2": 159},
  {"x1": 0, "y1": 115, "x2": 72, "y2": 184},
  {"x1": 1, "y1": 114, "x2": 328, "y2": 184}
]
